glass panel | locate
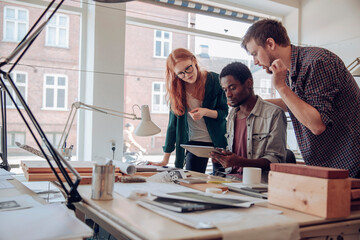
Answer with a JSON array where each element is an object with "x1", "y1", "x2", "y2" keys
[
  {"x1": 5, "y1": 89, "x2": 13, "y2": 107},
  {"x1": 57, "y1": 89, "x2": 65, "y2": 108},
  {"x1": 46, "y1": 76, "x2": 54, "y2": 85},
  {"x1": 55, "y1": 133, "x2": 62, "y2": 146},
  {"x1": 17, "y1": 23, "x2": 26, "y2": 41},
  {"x1": 59, "y1": 29, "x2": 67, "y2": 46},
  {"x1": 16, "y1": 74, "x2": 26, "y2": 83},
  {"x1": 155, "y1": 30, "x2": 161, "y2": 38},
  {"x1": 5, "y1": 22, "x2": 15, "y2": 40},
  {"x1": 18, "y1": 10, "x2": 27, "y2": 20},
  {"x1": 154, "y1": 95, "x2": 160, "y2": 104},
  {"x1": 48, "y1": 15, "x2": 56, "y2": 25},
  {"x1": 14, "y1": 133, "x2": 25, "y2": 144},
  {"x1": 47, "y1": 27, "x2": 56, "y2": 45},
  {"x1": 164, "y1": 32, "x2": 169, "y2": 39},
  {"x1": 6, "y1": 8, "x2": 15, "y2": 19},
  {"x1": 163, "y1": 42, "x2": 169, "y2": 57},
  {"x1": 46, "y1": 88, "x2": 54, "y2": 107},
  {"x1": 16, "y1": 86, "x2": 26, "y2": 106},
  {"x1": 7, "y1": 134, "x2": 13, "y2": 146},
  {"x1": 153, "y1": 83, "x2": 160, "y2": 91},
  {"x1": 58, "y1": 77, "x2": 66, "y2": 86},
  {"x1": 59, "y1": 16, "x2": 67, "y2": 26},
  {"x1": 155, "y1": 41, "x2": 161, "y2": 56}
]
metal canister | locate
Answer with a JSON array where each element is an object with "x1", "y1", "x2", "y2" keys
[{"x1": 91, "y1": 163, "x2": 115, "y2": 200}]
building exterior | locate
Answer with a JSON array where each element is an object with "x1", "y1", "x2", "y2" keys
[{"x1": 1, "y1": 1, "x2": 276, "y2": 160}]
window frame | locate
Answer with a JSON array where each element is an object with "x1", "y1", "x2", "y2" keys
[
  {"x1": 43, "y1": 74, "x2": 68, "y2": 110},
  {"x1": 4, "y1": 71, "x2": 28, "y2": 109},
  {"x1": 3, "y1": 6, "x2": 29, "y2": 42},
  {"x1": 151, "y1": 81, "x2": 168, "y2": 114},
  {"x1": 153, "y1": 29, "x2": 172, "y2": 58},
  {"x1": 7, "y1": 132, "x2": 26, "y2": 148},
  {"x1": 45, "y1": 13, "x2": 70, "y2": 48}
]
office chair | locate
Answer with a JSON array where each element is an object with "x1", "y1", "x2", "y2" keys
[{"x1": 285, "y1": 149, "x2": 296, "y2": 164}]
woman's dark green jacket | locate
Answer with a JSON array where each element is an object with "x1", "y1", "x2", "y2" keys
[{"x1": 163, "y1": 72, "x2": 228, "y2": 168}]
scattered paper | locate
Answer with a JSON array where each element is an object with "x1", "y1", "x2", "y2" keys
[
  {"x1": 0, "y1": 195, "x2": 42, "y2": 212},
  {"x1": 0, "y1": 203, "x2": 93, "y2": 240}
]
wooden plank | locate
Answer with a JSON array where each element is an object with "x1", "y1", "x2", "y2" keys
[
  {"x1": 21, "y1": 160, "x2": 121, "y2": 174},
  {"x1": 268, "y1": 171, "x2": 351, "y2": 219},
  {"x1": 351, "y1": 178, "x2": 360, "y2": 189},
  {"x1": 270, "y1": 163, "x2": 348, "y2": 179},
  {"x1": 351, "y1": 189, "x2": 360, "y2": 200}
]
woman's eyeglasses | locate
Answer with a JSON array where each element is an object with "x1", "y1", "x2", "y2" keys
[{"x1": 176, "y1": 65, "x2": 194, "y2": 79}]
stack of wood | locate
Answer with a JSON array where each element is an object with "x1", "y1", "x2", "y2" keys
[
  {"x1": 21, "y1": 160, "x2": 122, "y2": 184},
  {"x1": 268, "y1": 163, "x2": 351, "y2": 219},
  {"x1": 351, "y1": 178, "x2": 360, "y2": 210}
]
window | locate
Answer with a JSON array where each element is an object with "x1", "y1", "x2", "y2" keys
[
  {"x1": 154, "y1": 30, "x2": 171, "y2": 58},
  {"x1": 43, "y1": 74, "x2": 68, "y2": 110},
  {"x1": 3, "y1": 6, "x2": 28, "y2": 42},
  {"x1": 4, "y1": 72, "x2": 27, "y2": 108},
  {"x1": 152, "y1": 82, "x2": 168, "y2": 113},
  {"x1": 7, "y1": 132, "x2": 26, "y2": 148},
  {"x1": 46, "y1": 13, "x2": 69, "y2": 47},
  {"x1": 259, "y1": 78, "x2": 272, "y2": 98},
  {"x1": 43, "y1": 132, "x2": 62, "y2": 148}
]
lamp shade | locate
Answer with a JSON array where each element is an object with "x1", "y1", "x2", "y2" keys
[{"x1": 134, "y1": 105, "x2": 161, "y2": 136}]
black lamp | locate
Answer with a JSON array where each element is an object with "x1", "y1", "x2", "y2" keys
[{"x1": 0, "y1": 0, "x2": 82, "y2": 209}]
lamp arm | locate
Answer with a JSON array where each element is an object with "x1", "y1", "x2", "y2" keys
[
  {"x1": 0, "y1": 0, "x2": 81, "y2": 209},
  {"x1": 347, "y1": 57, "x2": 360, "y2": 72},
  {"x1": 58, "y1": 101, "x2": 141, "y2": 151}
]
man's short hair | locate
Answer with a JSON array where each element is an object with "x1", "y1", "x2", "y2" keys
[
  {"x1": 220, "y1": 62, "x2": 252, "y2": 85},
  {"x1": 241, "y1": 19, "x2": 291, "y2": 51}
]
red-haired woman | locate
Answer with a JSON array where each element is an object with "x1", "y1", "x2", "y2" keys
[{"x1": 149, "y1": 48, "x2": 228, "y2": 173}]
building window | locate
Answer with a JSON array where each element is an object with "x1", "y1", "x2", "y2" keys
[
  {"x1": 43, "y1": 132, "x2": 62, "y2": 148},
  {"x1": 3, "y1": 6, "x2": 28, "y2": 42},
  {"x1": 154, "y1": 30, "x2": 171, "y2": 58},
  {"x1": 46, "y1": 13, "x2": 69, "y2": 47},
  {"x1": 152, "y1": 82, "x2": 168, "y2": 113},
  {"x1": 43, "y1": 74, "x2": 68, "y2": 110},
  {"x1": 259, "y1": 78, "x2": 272, "y2": 97},
  {"x1": 4, "y1": 71, "x2": 27, "y2": 108},
  {"x1": 7, "y1": 132, "x2": 26, "y2": 148}
]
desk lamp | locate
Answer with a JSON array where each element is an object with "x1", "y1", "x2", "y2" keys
[
  {"x1": 0, "y1": 0, "x2": 139, "y2": 208},
  {"x1": 57, "y1": 102, "x2": 161, "y2": 158},
  {"x1": 347, "y1": 57, "x2": 360, "y2": 77}
]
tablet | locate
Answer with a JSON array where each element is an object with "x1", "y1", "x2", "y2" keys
[{"x1": 180, "y1": 144, "x2": 220, "y2": 158}]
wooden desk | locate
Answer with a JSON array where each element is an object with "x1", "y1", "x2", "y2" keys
[{"x1": 73, "y1": 173, "x2": 360, "y2": 240}]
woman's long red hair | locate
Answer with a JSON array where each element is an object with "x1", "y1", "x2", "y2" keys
[{"x1": 165, "y1": 48, "x2": 207, "y2": 116}]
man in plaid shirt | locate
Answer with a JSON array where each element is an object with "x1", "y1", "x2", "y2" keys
[{"x1": 241, "y1": 19, "x2": 360, "y2": 178}]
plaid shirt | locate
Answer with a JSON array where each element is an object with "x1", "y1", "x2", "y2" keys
[{"x1": 288, "y1": 45, "x2": 360, "y2": 177}]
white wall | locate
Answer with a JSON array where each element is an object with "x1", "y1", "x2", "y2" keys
[
  {"x1": 78, "y1": 2, "x2": 126, "y2": 162},
  {"x1": 297, "y1": 0, "x2": 360, "y2": 65}
]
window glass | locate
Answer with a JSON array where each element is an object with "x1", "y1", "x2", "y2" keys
[
  {"x1": 123, "y1": 1, "x2": 294, "y2": 160},
  {"x1": 1, "y1": 2, "x2": 81, "y2": 163},
  {"x1": 3, "y1": 7, "x2": 28, "y2": 42},
  {"x1": 5, "y1": 72, "x2": 27, "y2": 108},
  {"x1": 44, "y1": 75, "x2": 67, "y2": 110},
  {"x1": 46, "y1": 88, "x2": 54, "y2": 108},
  {"x1": 46, "y1": 14, "x2": 69, "y2": 47}
]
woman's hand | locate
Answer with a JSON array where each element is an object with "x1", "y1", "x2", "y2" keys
[
  {"x1": 148, "y1": 152, "x2": 170, "y2": 166},
  {"x1": 189, "y1": 108, "x2": 218, "y2": 120},
  {"x1": 188, "y1": 108, "x2": 207, "y2": 120}
]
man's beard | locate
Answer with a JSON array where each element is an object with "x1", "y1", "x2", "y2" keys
[{"x1": 266, "y1": 53, "x2": 276, "y2": 74}]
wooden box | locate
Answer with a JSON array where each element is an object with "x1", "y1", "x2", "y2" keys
[{"x1": 268, "y1": 171, "x2": 351, "y2": 219}]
